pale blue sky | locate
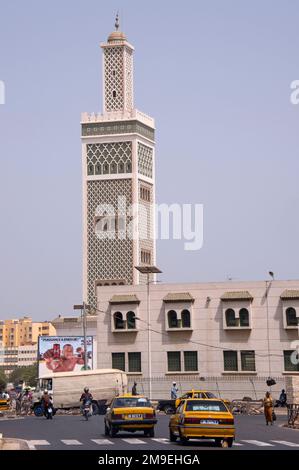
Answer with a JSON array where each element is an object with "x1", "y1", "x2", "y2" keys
[{"x1": 0, "y1": 0, "x2": 299, "y2": 320}]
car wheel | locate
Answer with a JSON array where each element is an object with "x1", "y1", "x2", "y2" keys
[
  {"x1": 92, "y1": 402, "x2": 99, "y2": 415},
  {"x1": 164, "y1": 405, "x2": 175, "y2": 415},
  {"x1": 109, "y1": 425, "x2": 117, "y2": 437},
  {"x1": 146, "y1": 428, "x2": 154, "y2": 438},
  {"x1": 227, "y1": 438, "x2": 233, "y2": 448},
  {"x1": 104, "y1": 422, "x2": 109, "y2": 436},
  {"x1": 169, "y1": 429, "x2": 177, "y2": 442},
  {"x1": 179, "y1": 430, "x2": 188, "y2": 445}
]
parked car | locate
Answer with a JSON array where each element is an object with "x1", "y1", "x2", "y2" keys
[
  {"x1": 0, "y1": 398, "x2": 10, "y2": 411},
  {"x1": 157, "y1": 390, "x2": 222, "y2": 414},
  {"x1": 169, "y1": 398, "x2": 235, "y2": 447},
  {"x1": 104, "y1": 394, "x2": 157, "y2": 437}
]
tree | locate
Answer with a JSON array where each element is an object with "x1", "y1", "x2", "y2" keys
[
  {"x1": 9, "y1": 364, "x2": 38, "y2": 387},
  {"x1": 0, "y1": 369, "x2": 7, "y2": 391}
]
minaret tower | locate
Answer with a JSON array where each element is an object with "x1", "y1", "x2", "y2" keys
[{"x1": 81, "y1": 16, "x2": 156, "y2": 307}]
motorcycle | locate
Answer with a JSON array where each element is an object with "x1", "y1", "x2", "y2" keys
[
  {"x1": 82, "y1": 399, "x2": 92, "y2": 421},
  {"x1": 44, "y1": 401, "x2": 54, "y2": 420}
]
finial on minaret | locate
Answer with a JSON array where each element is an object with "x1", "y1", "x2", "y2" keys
[{"x1": 115, "y1": 12, "x2": 119, "y2": 31}]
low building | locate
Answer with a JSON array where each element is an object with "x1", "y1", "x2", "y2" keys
[
  {"x1": 17, "y1": 345, "x2": 38, "y2": 367},
  {"x1": 0, "y1": 344, "x2": 38, "y2": 375},
  {"x1": 0, "y1": 346, "x2": 19, "y2": 375},
  {"x1": 96, "y1": 280, "x2": 299, "y2": 399}
]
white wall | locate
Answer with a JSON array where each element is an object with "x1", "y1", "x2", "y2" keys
[{"x1": 96, "y1": 280, "x2": 299, "y2": 399}]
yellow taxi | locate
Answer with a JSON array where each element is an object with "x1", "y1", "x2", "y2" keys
[
  {"x1": 104, "y1": 394, "x2": 157, "y2": 437},
  {"x1": 175, "y1": 390, "x2": 230, "y2": 409},
  {"x1": 0, "y1": 398, "x2": 10, "y2": 411},
  {"x1": 169, "y1": 398, "x2": 235, "y2": 447},
  {"x1": 175, "y1": 390, "x2": 217, "y2": 408}
]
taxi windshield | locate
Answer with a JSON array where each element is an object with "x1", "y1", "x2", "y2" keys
[
  {"x1": 113, "y1": 397, "x2": 152, "y2": 408},
  {"x1": 185, "y1": 400, "x2": 227, "y2": 412}
]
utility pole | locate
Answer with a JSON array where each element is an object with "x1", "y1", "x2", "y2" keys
[
  {"x1": 74, "y1": 302, "x2": 90, "y2": 370},
  {"x1": 83, "y1": 302, "x2": 88, "y2": 370},
  {"x1": 135, "y1": 265, "x2": 162, "y2": 399}
]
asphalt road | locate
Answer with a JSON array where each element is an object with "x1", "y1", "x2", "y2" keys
[{"x1": 0, "y1": 413, "x2": 299, "y2": 450}]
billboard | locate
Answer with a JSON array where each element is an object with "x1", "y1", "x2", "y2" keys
[{"x1": 38, "y1": 336, "x2": 93, "y2": 376}]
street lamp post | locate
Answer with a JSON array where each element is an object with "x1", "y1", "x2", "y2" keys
[
  {"x1": 74, "y1": 302, "x2": 90, "y2": 370},
  {"x1": 265, "y1": 271, "x2": 276, "y2": 389},
  {"x1": 135, "y1": 266, "x2": 162, "y2": 400}
]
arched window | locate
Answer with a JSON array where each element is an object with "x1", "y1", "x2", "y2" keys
[
  {"x1": 181, "y1": 310, "x2": 191, "y2": 328},
  {"x1": 112, "y1": 90, "x2": 116, "y2": 98},
  {"x1": 111, "y1": 163, "x2": 117, "y2": 174},
  {"x1": 95, "y1": 164, "x2": 101, "y2": 175},
  {"x1": 286, "y1": 307, "x2": 298, "y2": 326},
  {"x1": 225, "y1": 309, "x2": 237, "y2": 327},
  {"x1": 168, "y1": 310, "x2": 178, "y2": 328},
  {"x1": 88, "y1": 164, "x2": 94, "y2": 175},
  {"x1": 103, "y1": 163, "x2": 109, "y2": 174},
  {"x1": 127, "y1": 311, "x2": 136, "y2": 329},
  {"x1": 239, "y1": 308, "x2": 250, "y2": 327},
  {"x1": 118, "y1": 163, "x2": 124, "y2": 173},
  {"x1": 114, "y1": 312, "x2": 124, "y2": 329}
]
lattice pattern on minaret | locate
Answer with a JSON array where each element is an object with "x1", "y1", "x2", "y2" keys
[
  {"x1": 138, "y1": 142, "x2": 153, "y2": 178},
  {"x1": 104, "y1": 47, "x2": 124, "y2": 111},
  {"x1": 87, "y1": 179, "x2": 133, "y2": 307},
  {"x1": 86, "y1": 142, "x2": 132, "y2": 175},
  {"x1": 125, "y1": 47, "x2": 133, "y2": 111},
  {"x1": 138, "y1": 180, "x2": 154, "y2": 284}
]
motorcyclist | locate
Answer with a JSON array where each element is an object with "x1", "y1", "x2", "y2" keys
[
  {"x1": 41, "y1": 390, "x2": 53, "y2": 419},
  {"x1": 80, "y1": 387, "x2": 93, "y2": 414}
]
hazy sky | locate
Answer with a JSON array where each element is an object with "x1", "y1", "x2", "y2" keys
[{"x1": 0, "y1": 0, "x2": 299, "y2": 320}]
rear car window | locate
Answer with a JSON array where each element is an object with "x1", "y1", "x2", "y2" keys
[
  {"x1": 113, "y1": 397, "x2": 152, "y2": 408},
  {"x1": 206, "y1": 392, "x2": 217, "y2": 398},
  {"x1": 185, "y1": 400, "x2": 227, "y2": 412}
]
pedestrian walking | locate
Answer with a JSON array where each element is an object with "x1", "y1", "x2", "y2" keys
[
  {"x1": 131, "y1": 382, "x2": 137, "y2": 396},
  {"x1": 170, "y1": 382, "x2": 179, "y2": 399},
  {"x1": 263, "y1": 391, "x2": 274, "y2": 425}
]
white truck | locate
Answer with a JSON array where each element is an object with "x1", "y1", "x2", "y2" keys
[{"x1": 32, "y1": 368, "x2": 127, "y2": 416}]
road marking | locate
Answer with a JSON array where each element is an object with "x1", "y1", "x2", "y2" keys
[
  {"x1": 121, "y1": 438, "x2": 146, "y2": 444},
  {"x1": 26, "y1": 441, "x2": 36, "y2": 450},
  {"x1": 151, "y1": 438, "x2": 172, "y2": 444},
  {"x1": 233, "y1": 442, "x2": 243, "y2": 446},
  {"x1": 92, "y1": 439, "x2": 114, "y2": 445},
  {"x1": 271, "y1": 440, "x2": 299, "y2": 447},
  {"x1": 242, "y1": 440, "x2": 274, "y2": 447},
  {"x1": 61, "y1": 439, "x2": 83, "y2": 446},
  {"x1": 28, "y1": 440, "x2": 50, "y2": 446}
]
